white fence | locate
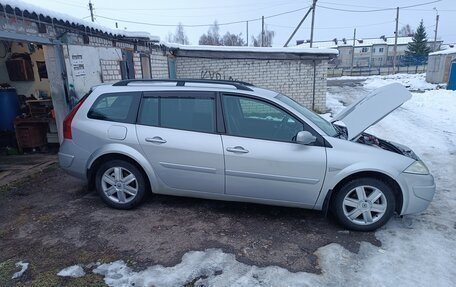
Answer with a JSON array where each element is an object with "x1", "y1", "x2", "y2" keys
[{"x1": 328, "y1": 65, "x2": 427, "y2": 77}]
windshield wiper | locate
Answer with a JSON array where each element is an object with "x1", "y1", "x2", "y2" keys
[{"x1": 333, "y1": 124, "x2": 347, "y2": 139}]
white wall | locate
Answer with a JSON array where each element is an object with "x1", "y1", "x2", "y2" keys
[
  {"x1": 63, "y1": 45, "x2": 123, "y2": 99},
  {"x1": 176, "y1": 57, "x2": 328, "y2": 112}
]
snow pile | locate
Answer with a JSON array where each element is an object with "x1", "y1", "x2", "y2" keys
[
  {"x1": 334, "y1": 73, "x2": 437, "y2": 91},
  {"x1": 91, "y1": 247, "x2": 359, "y2": 287},
  {"x1": 57, "y1": 265, "x2": 86, "y2": 278},
  {"x1": 11, "y1": 261, "x2": 29, "y2": 279}
]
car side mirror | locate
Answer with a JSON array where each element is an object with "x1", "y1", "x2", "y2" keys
[{"x1": 296, "y1": 131, "x2": 317, "y2": 145}]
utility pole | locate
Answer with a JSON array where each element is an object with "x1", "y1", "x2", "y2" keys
[
  {"x1": 283, "y1": 6, "x2": 313, "y2": 47},
  {"x1": 246, "y1": 21, "x2": 249, "y2": 46},
  {"x1": 433, "y1": 10, "x2": 439, "y2": 51},
  {"x1": 393, "y1": 7, "x2": 399, "y2": 74},
  {"x1": 261, "y1": 16, "x2": 265, "y2": 47},
  {"x1": 89, "y1": 1, "x2": 94, "y2": 22},
  {"x1": 310, "y1": 0, "x2": 317, "y2": 48},
  {"x1": 351, "y1": 28, "x2": 356, "y2": 75}
]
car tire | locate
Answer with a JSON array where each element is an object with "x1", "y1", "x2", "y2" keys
[
  {"x1": 332, "y1": 177, "x2": 396, "y2": 231},
  {"x1": 95, "y1": 159, "x2": 147, "y2": 209}
]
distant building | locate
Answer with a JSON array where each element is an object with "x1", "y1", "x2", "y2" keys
[
  {"x1": 426, "y1": 48, "x2": 456, "y2": 83},
  {"x1": 296, "y1": 36, "x2": 443, "y2": 68}
]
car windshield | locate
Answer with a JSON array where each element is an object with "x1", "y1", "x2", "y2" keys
[{"x1": 275, "y1": 94, "x2": 338, "y2": 137}]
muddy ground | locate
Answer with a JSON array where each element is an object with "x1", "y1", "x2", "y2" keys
[{"x1": 0, "y1": 165, "x2": 380, "y2": 286}]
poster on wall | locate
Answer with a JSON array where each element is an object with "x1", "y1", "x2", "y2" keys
[{"x1": 71, "y1": 54, "x2": 85, "y2": 76}]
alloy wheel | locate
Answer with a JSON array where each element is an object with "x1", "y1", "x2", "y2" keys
[
  {"x1": 101, "y1": 167, "x2": 138, "y2": 204},
  {"x1": 342, "y1": 185, "x2": 387, "y2": 225}
]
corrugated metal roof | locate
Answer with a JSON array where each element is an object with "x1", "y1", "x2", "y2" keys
[{"x1": 0, "y1": 0, "x2": 160, "y2": 41}]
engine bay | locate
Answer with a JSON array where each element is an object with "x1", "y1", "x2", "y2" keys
[{"x1": 355, "y1": 133, "x2": 419, "y2": 160}]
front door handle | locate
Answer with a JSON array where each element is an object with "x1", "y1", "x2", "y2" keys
[
  {"x1": 145, "y1": 136, "x2": 167, "y2": 144},
  {"x1": 226, "y1": 146, "x2": 249, "y2": 154}
]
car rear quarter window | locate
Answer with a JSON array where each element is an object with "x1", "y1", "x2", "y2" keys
[{"x1": 87, "y1": 92, "x2": 141, "y2": 124}]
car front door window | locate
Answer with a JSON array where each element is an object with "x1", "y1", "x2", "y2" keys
[{"x1": 223, "y1": 95, "x2": 304, "y2": 142}]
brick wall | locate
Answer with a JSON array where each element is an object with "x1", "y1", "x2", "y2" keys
[
  {"x1": 175, "y1": 57, "x2": 328, "y2": 112},
  {"x1": 100, "y1": 60, "x2": 122, "y2": 83},
  {"x1": 133, "y1": 53, "x2": 143, "y2": 79},
  {"x1": 150, "y1": 48, "x2": 169, "y2": 79}
]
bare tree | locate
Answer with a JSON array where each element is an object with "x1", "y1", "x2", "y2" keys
[
  {"x1": 398, "y1": 24, "x2": 414, "y2": 37},
  {"x1": 221, "y1": 32, "x2": 245, "y2": 46},
  {"x1": 199, "y1": 21, "x2": 222, "y2": 45},
  {"x1": 251, "y1": 26, "x2": 275, "y2": 47},
  {"x1": 167, "y1": 23, "x2": 189, "y2": 45}
]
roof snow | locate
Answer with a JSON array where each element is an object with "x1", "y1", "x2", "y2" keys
[
  {"x1": 165, "y1": 43, "x2": 339, "y2": 55},
  {"x1": 429, "y1": 47, "x2": 456, "y2": 56},
  {"x1": 0, "y1": 0, "x2": 160, "y2": 41}
]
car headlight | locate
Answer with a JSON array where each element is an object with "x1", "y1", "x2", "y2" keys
[{"x1": 404, "y1": 160, "x2": 429, "y2": 175}]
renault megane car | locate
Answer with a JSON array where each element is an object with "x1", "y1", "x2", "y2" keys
[{"x1": 58, "y1": 79, "x2": 435, "y2": 231}]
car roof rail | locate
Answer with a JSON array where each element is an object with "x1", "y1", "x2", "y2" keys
[{"x1": 112, "y1": 79, "x2": 254, "y2": 91}]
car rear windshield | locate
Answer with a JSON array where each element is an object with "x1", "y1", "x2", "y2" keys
[{"x1": 275, "y1": 94, "x2": 338, "y2": 137}]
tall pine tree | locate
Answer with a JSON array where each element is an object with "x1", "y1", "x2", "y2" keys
[{"x1": 405, "y1": 20, "x2": 431, "y2": 65}]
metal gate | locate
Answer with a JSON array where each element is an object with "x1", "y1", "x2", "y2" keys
[{"x1": 448, "y1": 60, "x2": 456, "y2": 90}]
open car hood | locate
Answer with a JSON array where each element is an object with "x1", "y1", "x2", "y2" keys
[{"x1": 332, "y1": 83, "x2": 412, "y2": 140}]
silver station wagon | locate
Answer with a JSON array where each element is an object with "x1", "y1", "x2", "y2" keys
[{"x1": 59, "y1": 79, "x2": 435, "y2": 231}]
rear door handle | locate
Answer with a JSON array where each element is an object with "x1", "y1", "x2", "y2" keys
[
  {"x1": 226, "y1": 146, "x2": 249, "y2": 154},
  {"x1": 145, "y1": 136, "x2": 167, "y2": 144}
]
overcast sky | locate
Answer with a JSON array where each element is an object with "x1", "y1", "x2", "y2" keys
[{"x1": 22, "y1": 0, "x2": 456, "y2": 46}]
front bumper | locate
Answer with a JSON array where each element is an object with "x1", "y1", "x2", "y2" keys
[{"x1": 400, "y1": 172, "x2": 436, "y2": 215}]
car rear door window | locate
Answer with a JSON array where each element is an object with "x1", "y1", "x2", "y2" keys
[
  {"x1": 88, "y1": 92, "x2": 141, "y2": 124},
  {"x1": 139, "y1": 92, "x2": 216, "y2": 133}
]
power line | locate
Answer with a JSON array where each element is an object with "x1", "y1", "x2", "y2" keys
[
  {"x1": 94, "y1": 6, "x2": 310, "y2": 28},
  {"x1": 270, "y1": 20, "x2": 395, "y2": 30},
  {"x1": 96, "y1": 0, "x2": 300, "y2": 11},
  {"x1": 92, "y1": 1, "x2": 305, "y2": 19},
  {"x1": 52, "y1": 0, "x2": 87, "y2": 9},
  {"x1": 317, "y1": 0, "x2": 441, "y2": 13}
]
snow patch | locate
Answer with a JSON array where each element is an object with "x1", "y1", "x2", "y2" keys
[
  {"x1": 11, "y1": 261, "x2": 29, "y2": 279},
  {"x1": 57, "y1": 265, "x2": 86, "y2": 278},
  {"x1": 91, "y1": 247, "x2": 361, "y2": 287},
  {"x1": 429, "y1": 47, "x2": 456, "y2": 56},
  {"x1": 333, "y1": 73, "x2": 437, "y2": 91}
]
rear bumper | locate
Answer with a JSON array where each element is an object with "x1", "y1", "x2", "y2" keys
[
  {"x1": 58, "y1": 140, "x2": 90, "y2": 180},
  {"x1": 400, "y1": 172, "x2": 436, "y2": 215}
]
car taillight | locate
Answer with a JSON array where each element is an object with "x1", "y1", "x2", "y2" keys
[{"x1": 63, "y1": 98, "x2": 86, "y2": 140}]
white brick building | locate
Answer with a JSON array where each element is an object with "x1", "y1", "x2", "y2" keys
[
  {"x1": 167, "y1": 45, "x2": 337, "y2": 112},
  {"x1": 297, "y1": 36, "x2": 442, "y2": 68}
]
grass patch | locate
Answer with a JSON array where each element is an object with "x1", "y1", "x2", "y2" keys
[{"x1": 0, "y1": 259, "x2": 17, "y2": 287}]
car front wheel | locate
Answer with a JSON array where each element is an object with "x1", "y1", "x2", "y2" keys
[
  {"x1": 332, "y1": 178, "x2": 396, "y2": 231},
  {"x1": 95, "y1": 159, "x2": 147, "y2": 209}
]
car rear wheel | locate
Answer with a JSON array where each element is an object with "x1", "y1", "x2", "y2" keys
[
  {"x1": 332, "y1": 178, "x2": 395, "y2": 231},
  {"x1": 95, "y1": 160, "x2": 146, "y2": 209}
]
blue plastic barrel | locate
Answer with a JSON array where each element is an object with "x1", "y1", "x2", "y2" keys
[{"x1": 0, "y1": 88, "x2": 20, "y2": 131}]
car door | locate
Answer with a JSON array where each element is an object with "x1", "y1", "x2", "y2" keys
[
  {"x1": 221, "y1": 94, "x2": 327, "y2": 207},
  {"x1": 136, "y1": 91, "x2": 224, "y2": 194}
]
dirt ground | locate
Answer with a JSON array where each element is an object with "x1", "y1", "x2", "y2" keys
[{"x1": 0, "y1": 164, "x2": 380, "y2": 286}]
